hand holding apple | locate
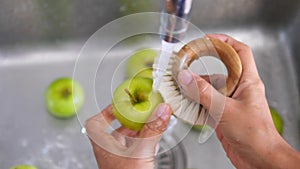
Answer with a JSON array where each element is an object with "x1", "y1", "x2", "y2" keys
[{"x1": 86, "y1": 103, "x2": 172, "y2": 169}]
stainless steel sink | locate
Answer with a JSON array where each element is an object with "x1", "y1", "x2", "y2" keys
[{"x1": 1, "y1": 1, "x2": 300, "y2": 169}]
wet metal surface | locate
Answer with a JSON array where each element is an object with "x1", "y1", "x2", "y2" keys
[{"x1": 0, "y1": 1, "x2": 300, "y2": 168}]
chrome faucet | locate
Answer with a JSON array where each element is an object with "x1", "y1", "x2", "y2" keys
[
  {"x1": 160, "y1": 0, "x2": 193, "y2": 43},
  {"x1": 153, "y1": 0, "x2": 193, "y2": 91}
]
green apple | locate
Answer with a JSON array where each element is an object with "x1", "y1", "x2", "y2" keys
[
  {"x1": 187, "y1": 123, "x2": 213, "y2": 133},
  {"x1": 126, "y1": 49, "x2": 158, "y2": 79},
  {"x1": 270, "y1": 107, "x2": 284, "y2": 135},
  {"x1": 10, "y1": 164, "x2": 37, "y2": 169},
  {"x1": 192, "y1": 125, "x2": 209, "y2": 131},
  {"x1": 132, "y1": 67, "x2": 154, "y2": 79},
  {"x1": 112, "y1": 77, "x2": 163, "y2": 131},
  {"x1": 118, "y1": 0, "x2": 154, "y2": 16},
  {"x1": 45, "y1": 77, "x2": 84, "y2": 119}
]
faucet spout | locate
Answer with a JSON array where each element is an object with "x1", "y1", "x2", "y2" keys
[
  {"x1": 160, "y1": 0, "x2": 193, "y2": 43},
  {"x1": 153, "y1": 0, "x2": 193, "y2": 91}
]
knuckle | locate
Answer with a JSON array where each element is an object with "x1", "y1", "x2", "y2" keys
[
  {"x1": 197, "y1": 78, "x2": 211, "y2": 95},
  {"x1": 143, "y1": 119, "x2": 167, "y2": 136},
  {"x1": 236, "y1": 40, "x2": 250, "y2": 49},
  {"x1": 252, "y1": 78, "x2": 265, "y2": 92},
  {"x1": 237, "y1": 41, "x2": 253, "y2": 54},
  {"x1": 85, "y1": 117, "x2": 97, "y2": 128},
  {"x1": 241, "y1": 43, "x2": 250, "y2": 49},
  {"x1": 240, "y1": 76, "x2": 264, "y2": 89}
]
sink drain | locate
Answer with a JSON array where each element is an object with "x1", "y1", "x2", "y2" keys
[{"x1": 155, "y1": 136, "x2": 187, "y2": 169}]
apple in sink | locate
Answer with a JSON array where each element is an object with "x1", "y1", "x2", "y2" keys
[
  {"x1": 112, "y1": 77, "x2": 163, "y2": 131},
  {"x1": 10, "y1": 164, "x2": 37, "y2": 169},
  {"x1": 270, "y1": 106, "x2": 284, "y2": 135},
  {"x1": 45, "y1": 77, "x2": 84, "y2": 119},
  {"x1": 126, "y1": 49, "x2": 158, "y2": 79}
]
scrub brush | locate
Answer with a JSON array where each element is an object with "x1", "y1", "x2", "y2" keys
[{"x1": 158, "y1": 37, "x2": 243, "y2": 125}]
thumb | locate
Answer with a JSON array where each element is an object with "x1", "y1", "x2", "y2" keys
[
  {"x1": 140, "y1": 103, "x2": 171, "y2": 137},
  {"x1": 177, "y1": 70, "x2": 226, "y2": 121},
  {"x1": 133, "y1": 103, "x2": 172, "y2": 157}
]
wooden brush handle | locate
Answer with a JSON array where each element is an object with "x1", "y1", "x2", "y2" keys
[{"x1": 175, "y1": 37, "x2": 242, "y2": 96}]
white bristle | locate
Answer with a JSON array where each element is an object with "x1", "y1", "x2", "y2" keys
[
  {"x1": 176, "y1": 98, "x2": 190, "y2": 119},
  {"x1": 168, "y1": 96, "x2": 181, "y2": 111},
  {"x1": 162, "y1": 75, "x2": 172, "y2": 80},
  {"x1": 158, "y1": 54, "x2": 209, "y2": 126},
  {"x1": 196, "y1": 108, "x2": 207, "y2": 125},
  {"x1": 190, "y1": 103, "x2": 200, "y2": 123},
  {"x1": 165, "y1": 89, "x2": 179, "y2": 98},
  {"x1": 184, "y1": 102, "x2": 196, "y2": 122},
  {"x1": 174, "y1": 108, "x2": 183, "y2": 119},
  {"x1": 182, "y1": 102, "x2": 199, "y2": 123},
  {"x1": 159, "y1": 81, "x2": 172, "y2": 90},
  {"x1": 165, "y1": 71, "x2": 172, "y2": 75},
  {"x1": 161, "y1": 81, "x2": 174, "y2": 87},
  {"x1": 177, "y1": 97, "x2": 189, "y2": 115}
]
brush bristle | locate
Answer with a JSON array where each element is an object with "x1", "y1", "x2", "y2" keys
[{"x1": 158, "y1": 55, "x2": 208, "y2": 125}]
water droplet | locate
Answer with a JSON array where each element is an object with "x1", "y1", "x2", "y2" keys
[{"x1": 81, "y1": 127, "x2": 86, "y2": 134}]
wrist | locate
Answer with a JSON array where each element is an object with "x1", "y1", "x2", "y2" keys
[
  {"x1": 258, "y1": 135, "x2": 300, "y2": 169},
  {"x1": 117, "y1": 157, "x2": 154, "y2": 169}
]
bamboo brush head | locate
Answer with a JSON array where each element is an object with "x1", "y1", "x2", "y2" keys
[{"x1": 159, "y1": 37, "x2": 242, "y2": 125}]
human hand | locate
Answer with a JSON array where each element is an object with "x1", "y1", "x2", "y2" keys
[
  {"x1": 85, "y1": 103, "x2": 172, "y2": 169},
  {"x1": 177, "y1": 34, "x2": 300, "y2": 169}
]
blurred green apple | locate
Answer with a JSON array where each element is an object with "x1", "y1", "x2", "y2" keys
[
  {"x1": 45, "y1": 77, "x2": 84, "y2": 118},
  {"x1": 126, "y1": 49, "x2": 158, "y2": 79},
  {"x1": 118, "y1": 0, "x2": 154, "y2": 16},
  {"x1": 270, "y1": 106, "x2": 284, "y2": 135},
  {"x1": 10, "y1": 164, "x2": 37, "y2": 169},
  {"x1": 192, "y1": 125, "x2": 210, "y2": 131},
  {"x1": 132, "y1": 68, "x2": 153, "y2": 79},
  {"x1": 112, "y1": 77, "x2": 163, "y2": 131}
]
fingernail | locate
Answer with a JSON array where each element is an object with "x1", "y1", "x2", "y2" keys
[
  {"x1": 156, "y1": 104, "x2": 169, "y2": 121},
  {"x1": 178, "y1": 70, "x2": 193, "y2": 86}
]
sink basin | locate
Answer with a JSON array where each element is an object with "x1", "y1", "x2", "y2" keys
[{"x1": 1, "y1": 1, "x2": 300, "y2": 169}]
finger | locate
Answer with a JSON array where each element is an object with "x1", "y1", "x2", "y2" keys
[
  {"x1": 200, "y1": 74, "x2": 227, "y2": 90},
  {"x1": 178, "y1": 70, "x2": 224, "y2": 109},
  {"x1": 111, "y1": 127, "x2": 127, "y2": 146},
  {"x1": 114, "y1": 126, "x2": 138, "y2": 137},
  {"x1": 155, "y1": 143, "x2": 160, "y2": 155},
  {"x1": 178, "y1": 70, "x2": 226, "y2": 121},
  {"x1": 215, "y1": 126, "x2": 223, "y2": 141},
  {"x1": 111, "y1": 126, "x2": 138, "y2": 146},
  {"x1": 85, "y1": 105, "x2": 124, "y2": 151},
  {"x1": 132, "y1": 103, "x2": 172, "y2": 157},
  {"x1": 139, "y1": 103, "x2": 172, "y2": 138},
  {"x1": 206, "y1": 34, "x2": 259, "y2": 78},
  {"x1": 86, "y1": 105, "x2": 115, "y2": 130},
  {"x1": 204, "y1": 114, "x2": 218, "y2": 129}
]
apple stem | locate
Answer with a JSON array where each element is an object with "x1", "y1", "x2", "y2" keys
[
  {"x1": 124, "y1": 88, "x2": 138, "y2": 104},
  {"x1": 62, "y1": 88, "x2": 71, "y2": 98},
  {"x1": 146, "y1": 61, "x2": 153, "y2": 67}
]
